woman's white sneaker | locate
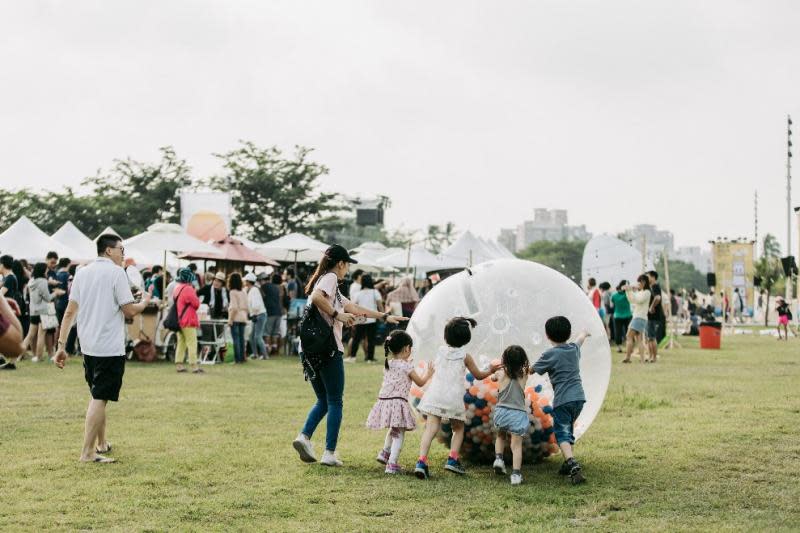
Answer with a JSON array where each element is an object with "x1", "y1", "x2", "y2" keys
[
  {"x1": 510, "y1": 473, "x2": 523, "y2": 485},
  {"x1": 292, "y1": 434, "x2": 317, "y2": 463},
  {"x1": 320, "y1": 450, "x2": 343, "y2": 467}
]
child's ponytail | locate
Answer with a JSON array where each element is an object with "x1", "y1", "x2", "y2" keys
[{"x1": 383, "y1": 330, "x2": 414, "y2": 370}]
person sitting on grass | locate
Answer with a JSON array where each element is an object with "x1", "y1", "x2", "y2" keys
[{"x1": 532, "y1": 316, "x2": 590, "y2": 485}]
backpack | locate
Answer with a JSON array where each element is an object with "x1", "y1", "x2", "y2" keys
[{"x1": 163, "y1": 286, "x2": 190, "y2": 332}]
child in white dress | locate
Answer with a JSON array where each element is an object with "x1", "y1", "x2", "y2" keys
[
  {"x1": 366, "y1": 330, "x2": 434, "y2": 474},
  {"x1": 414, "y1": 317, "x2": 499, "y2": 479}
]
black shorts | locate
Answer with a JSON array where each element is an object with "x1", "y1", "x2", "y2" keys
[
  {"x1": 83, "y1": 355, "x2": 125, "y2": 402},
  {"x1": 30, "y1": 315, "x2": 41, "y2": 326}
]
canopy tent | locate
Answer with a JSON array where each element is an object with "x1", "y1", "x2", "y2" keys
[
  {"x1": 0, "y1": 216, "x2": 82, "y2": 261},
  {"x1": 231, "y1": 235, "x2": 263, "y2": 251},
  {"x1": 581, "y1": 234, "x2": 653, "y2": 289},
  {"x1": 350, "y1": 244, "x2": 401, "y2": 273},
  {"x1": 180, "y1": 237, "x2": 279, "y2": 272},
  {"x1": 439, "y1": 231, "x2": 505, "y2": 267},
  {"x1": 94, "y1": 226, "x2": 121, "y2": 241},
  {"x1": 51, "y1": 222, "x2": 96, "y2": 261},
  {"x1": 376, "y1": 245, "x2": 447, "y2": 277},
  {"x1": 482, "y1": 237, "x2": 515, "y2": 259},
  {"x1": 124, "y1": 223, "x2": 221, "y2": 268},
  {"x1": 351, "y1": 241, "x2": 386, "y2": 254},
  {"x1": 255, "y1": 233, "x2": 329, "y2": 264}
]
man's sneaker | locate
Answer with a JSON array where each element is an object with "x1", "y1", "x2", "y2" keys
[
  {"x1": 510, "y1": 473, "x2": 523, "y2": 486},
  {"x1": 292, "y1": 434, "x2": 317, "y2": 463},
  {"x1": 493, "y1": 457, "x2": 507, "y2": 476},
  {"x1": 344, "y1": 357, "x2": 356, "y2": 364},
  {"x1": 385, "y1": 463, "x2": 402, "y2": 475},
  {"x1": 414, "y1": 460, "x2": 429, "y2": 479},
  {"x1": 558, "y1": 460, "x2": 572, "y2": 476},
  {"x1": 376, "y1": 448, "x2": 390, "y2": 465},
  {"x1": 320, "y1": 450, "x2": 343, "y2": 467},
  {"x1": 444, "y1": 457, "x2": 466, "y2": 475},
  {"x1": 567, "y1": 459, "x2": 585, "y2": 484}
]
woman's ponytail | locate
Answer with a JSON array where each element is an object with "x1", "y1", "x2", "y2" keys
[{"x1": 305, "y1": 255, "x2": 334, "y2": 295}]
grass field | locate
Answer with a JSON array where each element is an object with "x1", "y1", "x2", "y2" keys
[{"x1": 1, "y1": 335, "x2": 799, "y2": 532}]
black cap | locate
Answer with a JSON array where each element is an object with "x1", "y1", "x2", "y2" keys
[{"x1": 325, "y1": 244, "x2": 358, "y2": 264}]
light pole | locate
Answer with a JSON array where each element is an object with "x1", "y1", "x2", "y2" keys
[{"x1": 787, "y1": 115, "x2": 793, "y2": 300}]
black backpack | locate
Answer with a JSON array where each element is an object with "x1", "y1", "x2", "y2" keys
[
  {"x1": 298, "y1": 290, "x2": 342, "y2": 380},
  {"x1": 163, "y1": 286, "x2": 190, "y2": 332}
]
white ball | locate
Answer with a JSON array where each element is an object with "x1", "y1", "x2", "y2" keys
[{"x1": 408, "y1": 259, "x2": 611, "y2": 442}]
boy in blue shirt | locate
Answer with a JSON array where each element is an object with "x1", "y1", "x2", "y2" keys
[{"x1": 533, "y1": 316, "x2": 590, "y2": 485}]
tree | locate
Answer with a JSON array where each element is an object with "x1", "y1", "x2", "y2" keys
[
  {"x1": 0, "y1": 146, "x2": 193, "y2": 238},
  {"x1": 755, "y1": 234, "x2": 784, "y2": 325},
  {"x1": 762, "y1": 233, "x2": 781, "y2": 259},
  {"x1": 516, "y1": 240, "x2": 586, "y2": 283},
  {"x1": 211, "y1": 142, "x2": 345, "y2": 242},
  {"x1": 425, "y1": 222, "x2": 457, "y2": 254},
  {"x1": 663, "y1": 258, "x2": 707, "y2": 292}
]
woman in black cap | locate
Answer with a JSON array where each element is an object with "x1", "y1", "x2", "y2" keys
[{"x1": 292, "y1": 244, "x2": 408, "y2": 467}]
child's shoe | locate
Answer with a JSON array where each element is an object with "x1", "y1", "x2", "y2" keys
[
  {"x1": 376, "y1": 449, "x2": 390, "y2": 465},
  {"x1": 444, "y1": 457, "x2": 466, "y2": 475},
  {"x1": 414, "y1": 460, "x2": 429, "y2": 480},
  {"x1": 385, "y1": 463, "x2": 402, "y2": 475},
  {"x1": 558, "y1": 460, "x2": 571, "y2": 476},
  {"x1": 492, "y1": 457, "x2": 507, "y2": 476},
  {"x1": 566, "y1": 458, "x2": 585, "y2": 484},
  {"x1": 510, "y1": 473, "x2": 523, "y2": 486}
]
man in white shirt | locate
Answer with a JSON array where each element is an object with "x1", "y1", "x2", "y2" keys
[{"x1": 55, "y1": 234, "x2": 151, "y2": 463}]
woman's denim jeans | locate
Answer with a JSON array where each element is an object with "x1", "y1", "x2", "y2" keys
[
  {"x1": 250, "y1": 313, "x2": 267, "y2": 356},
  {"x1": 301, "y1": 351, "x2": 345, "y2": 451}
]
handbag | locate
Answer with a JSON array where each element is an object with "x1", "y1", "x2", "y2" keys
[
  {"x1": 299, "y1": 289, "x2": 342, "y2": 380},
  {"x1": 41, "y1": 302, "x2": 58, "y2": 330},
  {"x1": 163, "y1": 286, "x2": 190, "y2": 332}
]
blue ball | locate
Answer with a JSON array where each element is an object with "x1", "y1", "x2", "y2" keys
[
  {"x1": 466, "y1": 373, "x2": 475, "y2": 382},
  {"x1": 534, "y1": 384, "x2": 543, "y2": 393},
  {"x1": 542, "y1": 405, "x2": 554, "y2": 415},
  {"x1": 474, "y1": 399, "x2": 487, "y2": 409},
  {"x1": 463, "y1": 393, "x2": 475, "y2": 404}
]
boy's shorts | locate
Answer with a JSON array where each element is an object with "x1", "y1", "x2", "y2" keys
[{"x1": 552, "y1": 400, "x2": 585, "y2": 445}]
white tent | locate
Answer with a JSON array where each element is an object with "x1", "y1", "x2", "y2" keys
[
  {"x1": 581, "y1": 234, "x2": 653, "y2": 288},
  {"x1": 51, "y1": 222, "x2": 95, "y2": 261},
  {"x1": 377, "y1": 245, "x2": 446, "y2": 276},
  {"x1": 255, "y1": 233, "x2": 329, "y2": 263},
  {"x1": 351, "y1": 241, "x2": 386, "y2": 254},
  {"x1": 439, "y1": 231, "x2": 505, "y2": 267},
  {"x1": 124, "y1": 223, "x2": 221, "y2": 267},
  {"x1": 0, "y1": 216, "x2": 82, "y2": 261},
  {"x1": 482, "y1": 237, "x2": 515, "y2": 259},
  {"x1": 351, "y1": 244, "x2": 401, "y2": 273},
  {"x1": 94, "y1": 226, "x2": 121, "y2": 242}
]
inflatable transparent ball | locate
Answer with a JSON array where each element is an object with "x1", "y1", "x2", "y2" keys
[{"x1": 407, "y1": 259, "x2": 611, "y2": 464}]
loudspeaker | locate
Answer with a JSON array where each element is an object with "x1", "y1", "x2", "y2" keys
[
  {"x1": 780, "y1": 256, "x2": 798, "y2": 277},
  {"x1": 706, "y1": 273, "x2": 716, "y2": 288}
]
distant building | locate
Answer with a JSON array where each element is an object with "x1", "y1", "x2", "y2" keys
[
  {"x1": 499, "y1": 209, "x2": 592, "y2": 253},
  {"x1": 674, "y1": 246, "x2": 712, "y2": 273},
  {"x1": 620, "y1": 224, "x2": 675, "y2": 260}
]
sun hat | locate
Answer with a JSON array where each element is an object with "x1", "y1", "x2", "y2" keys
[
  {"x1": 214, "y1": 272, "x2": 226, "y2": 282},
  {"x1": 244, "y1": 273, "x2": 257, "y2": 283}
]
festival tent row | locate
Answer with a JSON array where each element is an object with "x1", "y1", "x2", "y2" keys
[
  {"x1": 0, "y1": 216, "x2": 84, "y2": 261},
  {"x1": 51, "y1": 222, "x2": 96, "y2": 261}
]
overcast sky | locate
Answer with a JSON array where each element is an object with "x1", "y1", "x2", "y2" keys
[{"x1": 1, "y1": 1, "x2": 798, "y2": 254}]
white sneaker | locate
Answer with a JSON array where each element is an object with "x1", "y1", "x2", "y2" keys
[
  {"x1": 292, "y1": 434, "x2": 317, "y2": 463},
  {"x1": 493, "y1": 457, "x2": 507, "y2": 475},
  {"x1": 344, "y1": 357, "x2": 356, "y2": 364},
  {"x1": 31, "y1": 357, "x2": 40, "y2": 363},
  {"x1": 510, "y1": 473, "x2": 523, "y2": 485},
  {"x1": 320, "y1": 450, "x2": 343, "y2": 467}
]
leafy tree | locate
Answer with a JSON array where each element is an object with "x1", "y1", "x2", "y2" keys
[
  {"x1": 0, "y1": 146, "x2": 192, "y2": 238},
  {"x1": 516, "y1": 240, "x2": 586, "y2": 283},
  {"x1": 662, "y1": 258, "x2": 707, "y2": 292},
  {"x1": 210, "y1": 142, "x2": 344, "y2": 242},
  {"x1": 762, "y1": 233, "x2": 781, "y2": 259},
  {"x1": 425, "y1": 222, "x2": 457, "y2": 254},
  {"x1": 754, "y1": 234, "x2": 785, "y2": 325}
]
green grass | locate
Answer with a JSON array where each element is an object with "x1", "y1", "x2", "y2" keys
[{"x1": 1, "y1": 336, "x2": 799, "y2": 532}]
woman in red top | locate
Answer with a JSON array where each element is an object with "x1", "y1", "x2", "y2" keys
[{"x1": 173, "y1": 268, "x2": 202, "y2": 374}]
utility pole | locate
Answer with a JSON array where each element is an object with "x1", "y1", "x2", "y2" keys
[
  {"x1": 787, "y1": 115, "x2": 793, "y2": 301},
  {"x1": 754, "y1": 190, "x2": 759, "y2": 258}
]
